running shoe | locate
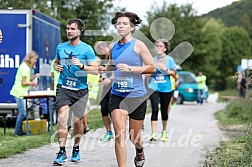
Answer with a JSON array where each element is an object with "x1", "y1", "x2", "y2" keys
[
  {"x1": 84, "y1": 126, "x2": 90, "y2": 134},
  {"x1": 53, "y1": 150, "x2": 67, "y2": 165},
  {"x1": 161, "y1": 131, "x2": 168, "y2": 142},
  {"x1": 134, "y1": 151, "x2": 145, "y2": 167},
  {"x1": 71, "y1": 148, "x2": 80, "y2": 162},
  {"x1": 149, "y1": 133, "x2": 157, "y2": 141},
  {"x1": 171, "y1": 103, "x2": 176, "y2": 109},
  {"x1": 100, "y1": 132, "x2": 114, "y2": 141}
]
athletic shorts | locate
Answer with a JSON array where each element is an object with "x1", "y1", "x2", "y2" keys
[
  {"x1": 110, "y1": 94, "x2": 147, "y2": 120},
  {"x1": 55, "y1": 84, "x2": 88, "y2": 118}
]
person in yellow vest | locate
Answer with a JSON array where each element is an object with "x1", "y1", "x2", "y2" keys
[
  {"x1": 50, "y1": 59, "x2": 60, "y2": 126},
  {"x1": 83, "y1": 56, "x2": 101, "y2": 134},
  {"x1": 168, "y1": 73, "x2": 179, "y2": 113},
  {"x1": 87, "y1": 65, "x2": 101, "y2": 101},
  {"x1": 196, "y1": 71, "x2": 207, "y2": 104},
  {"x1": 95, "y1": 41, "x2": 114, "y2": 141},
  {"x1": 51, "y1": 59, "x2": 60, "y2": 95}
]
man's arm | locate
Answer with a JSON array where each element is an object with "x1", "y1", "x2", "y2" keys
[{"x1": 83, "y1": 61, "x2": 99, "y2": 75}]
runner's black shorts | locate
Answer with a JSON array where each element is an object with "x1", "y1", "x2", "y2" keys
[
  {"x1": 55, "y1": 84, "x2": 88, "y2": 118},
  {"x1": 110, "y1": 94, "x2": 147, "y2": 120}
]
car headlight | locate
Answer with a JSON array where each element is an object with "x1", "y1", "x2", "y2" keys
[{"x1": 186, "y1": 88, "x2": 194, "y2": 92}]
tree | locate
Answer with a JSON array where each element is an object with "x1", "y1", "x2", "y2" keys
[
  {"x1": 200, "y1": 18, "x2": 224, "y2": 90},
  {"x1": 0, "y1": 0, "x2": 123, "y2": 45},
  {"x1": 217, "y1": 26, "x2": 251, "y2": 90},
  {"x1": 140, "y1": 1, "x2": 251, "y2": 91},
  {"x1": 50, "y1": 0, "x2": 121, "y2": 44},
  {"x1": 0, "y1": 0, "x2": 54, "y2": 15},
  {"x1": 140, "y1": 3, "x2": 209, "y2": 81}
]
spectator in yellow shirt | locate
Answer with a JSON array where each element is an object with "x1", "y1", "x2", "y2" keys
[
  {"x1": 196, "y1": 71, "x2": 207, "y2": 104},
  {"x1": 10, "y1": 50, "x2": 40, "y2": 136}
]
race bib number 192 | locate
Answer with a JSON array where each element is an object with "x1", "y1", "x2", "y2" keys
[{"x1": 114, "y1": 77, "x2": 133, "y2": 92}]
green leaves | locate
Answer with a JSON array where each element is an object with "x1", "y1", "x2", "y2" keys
[{"x1": 140, "y1": 2, "x2": 251, "y2": 91}]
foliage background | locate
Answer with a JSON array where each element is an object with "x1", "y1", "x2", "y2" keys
[{"x1": 1, "y1": 0, "x2": 251, "y2": 91}]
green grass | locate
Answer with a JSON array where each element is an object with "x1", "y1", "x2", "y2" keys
[
  {"x1": 0, "y1": 107, "x2": 103, "y2": 159},
  {"x1": 86, "y1": 108, "x2": 104, "y2": 129},
  {"x1": 0, "y1": 105, "x2": 152, "y2": 159},
  {"x1": 217, "y1": 88, "x2": 239, "y2": 102},
  {"x1": 0, "y1": 105, "x2": 154, "y2": 159},
  {"x1": 0, "y1": 128, "x2": 52, "y2": 158},
  {"x1": 218, "y1": 89, "x2": 238, "y2": 96},
  {"x1": 205, "y1": 89, "x2": 252, "y2": 166},
  {"x1": 204, "y1": 130, "x2": 252, "y2": 167},
  {"x1": 215, "y1": 99, "x2": 252, "y2": 125}
]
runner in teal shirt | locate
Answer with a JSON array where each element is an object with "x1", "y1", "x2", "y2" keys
[
  {"x1": 52, "y1": 18, "x2": 98, "y2": 165},
  {"x1": 148, "y1": 39, "x2": 177, "y2": 142}
]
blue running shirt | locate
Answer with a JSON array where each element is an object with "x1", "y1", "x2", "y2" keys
[
  {"x1": 56, "y1": 41, "x2": 96, "y2": 90},
  {"x1": 148, "y1": 55, "x2": 176, "y2": 93},
  {"x1": 111, "y1": 38, "x2": 146, "y2": 98}
]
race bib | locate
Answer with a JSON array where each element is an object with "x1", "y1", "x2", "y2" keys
[
  {"x1": 154, "y1": 74, "x2": 166, "y2": 83},
  {"x1": 102, "y1": 73, "x2": 108, "y2": 79},
  {"x1": 62, "y1": 76, "x2": 80, "y2": 90},
  {"x1": 114, "y1": 77, "x2": 133, "y2": 92}
]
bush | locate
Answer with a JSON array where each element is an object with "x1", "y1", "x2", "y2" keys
[{"x1": 215, "y1": 99, "x2": 252, "y2": 125}]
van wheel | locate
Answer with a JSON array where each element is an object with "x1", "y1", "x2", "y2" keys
[{"x1": 176, "y1": 94, "x2": 184, "y2": 104}]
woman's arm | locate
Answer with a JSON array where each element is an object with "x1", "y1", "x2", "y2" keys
[
  {"x1": 116, "y1": 40, "x2": 156, "y2": 74},
  {"x1": 104, "y1": 42, "x2": 115, "y2": 72},
  {"x1": 22, "y1": 76, "x2": 37, "y2": 86},
  {"x1": 136, "y1": 40, "x2": 156, "y2": 74},
  {"x1": 165, "y1": 69, "x2": 176, "y2": 78},
  {"x1": 30, "y1": 73, "x2": 40, "y2": 81}
]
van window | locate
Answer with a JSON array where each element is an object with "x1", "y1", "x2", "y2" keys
[{"x1": 179, "y1": 73, "x2": 197, "y2": 83}]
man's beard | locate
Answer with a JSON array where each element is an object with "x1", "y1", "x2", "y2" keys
[{"x1": 69, "y1": 35, "x2": 79, "y2": 41}]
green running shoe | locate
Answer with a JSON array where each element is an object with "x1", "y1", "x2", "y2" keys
[
  {"x1": 100, "y1": 132, "x2": 114, "y2": 141},
  {"x1": 161, "y1": 131, "x2": 168, "y2": 142},
  {"x1": 149, "y1": 133, "x2": 157, "y2": 141}
]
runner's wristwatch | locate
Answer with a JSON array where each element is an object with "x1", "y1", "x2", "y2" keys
[
  {"x1": 80, "y1": 64, "x2": 85, "y2": 70},
  {"x1": 128, "y1": 65, "x2": 132, "y2": 72}
]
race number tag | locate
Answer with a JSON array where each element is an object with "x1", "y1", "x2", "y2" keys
[
  {"x1": 102, "y1": 73, "x2": 108, "y2": 79},
  {"x1": 114, "y1": 77, "x2": 133, "y2": 92},
  {"x1": 62, "y1": 76, "x2": 80, "y2": 90},
  {"x1": 154, "y1": 74, "x2": 166, "y2": 83}
]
